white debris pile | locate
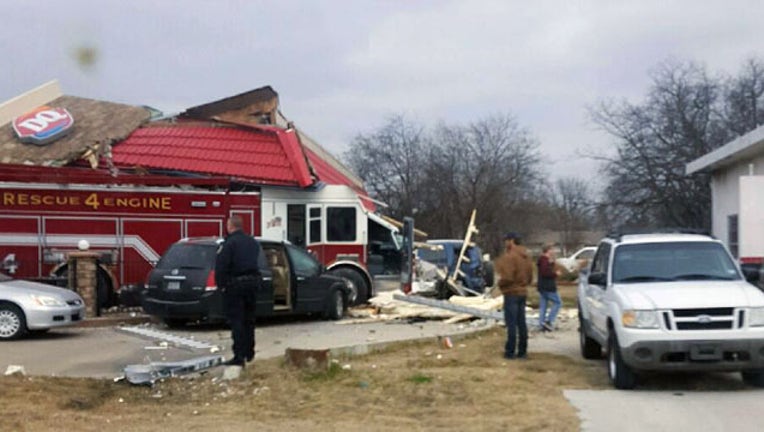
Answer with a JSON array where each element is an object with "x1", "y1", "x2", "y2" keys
[
  {"x1": 411, "y1": 259, "x2": 448, "y2": 295},
  {"x1": 4, "y1": 365, "x2": 26, "y2": 376},
  {"x1": 344, "y1": 290, "x2": 504, "y2": 324}
]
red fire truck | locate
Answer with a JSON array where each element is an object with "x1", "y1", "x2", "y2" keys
[
  {"x1": 0, "y1": 163, "x2": 405, "y2": 308},
  {"x1": 0, "y1": 83, "x2": 411, "y2": 309}
]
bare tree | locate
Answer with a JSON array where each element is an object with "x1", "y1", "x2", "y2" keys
[
  {"x1": 423, "y1": 114, "x2": 542, "y2": 255},
  {"x1": 551, "y1": 177, "x2": 593, "y2": 254},
  {"x1": 722, "y1": 58, "x2": 764, "y2": 136},
  {"x1": 346, "y1": 113, "x2": 542, "y2": 257},
  {"x1": 590, "y1": 60, "x2": 727, "y2": 229},
  {"x1": 345, "y1": 115, "x2": 426, "y2": 219}
]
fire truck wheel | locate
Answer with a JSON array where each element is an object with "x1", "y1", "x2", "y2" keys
[
  {"x1": 0, "y1": 303, "x2": 28, "y2": 340},
  {"x1": 329, "y1": 268, "x2": 368, "y2": 305}
]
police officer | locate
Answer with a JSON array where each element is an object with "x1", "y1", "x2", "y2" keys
[{"x1": 215, "y1": 215, "x2": 261, "y2": 366}]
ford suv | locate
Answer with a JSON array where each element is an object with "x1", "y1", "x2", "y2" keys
[{"x1": 578, "y1": 231, "x2": 764, "y2": 389}]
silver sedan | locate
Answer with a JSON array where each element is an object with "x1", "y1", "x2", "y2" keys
[{"x1": 0, "y1": 273, "x2": 85, "y2": 340}]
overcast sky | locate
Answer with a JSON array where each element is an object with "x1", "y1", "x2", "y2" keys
[{"x1": 2, "y1": 1, "x2": 763, "y2": 184}]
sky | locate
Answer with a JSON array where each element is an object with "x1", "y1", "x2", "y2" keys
[{"x1": 2, "y1": 0, "x2": 763, "y2": 184}]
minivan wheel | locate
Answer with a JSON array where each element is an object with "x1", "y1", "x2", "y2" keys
[
  {"x1": 0, "y1": 304, "x2": 27, "y2": 340},
  {"x1": 741, "y1": 371, "x2": 764, "y2": 387},
  {"x1": 608, "y1": 332, "x2": 636, "y2": 389},
  {"x1": 163, "y1": 318, "x2": 189, "y2": 329},
  {"x1": 325, "y1": 290, "x2": 344, "y2": 321}
]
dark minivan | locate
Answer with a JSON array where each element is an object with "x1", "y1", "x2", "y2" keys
[{"x1": 142, "y1": 237, "x2": 350, "y2": 326}]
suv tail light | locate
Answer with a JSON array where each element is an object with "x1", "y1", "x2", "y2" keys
[{"x1": 205, "y1": 270, "x2": 217, "y2": 291}]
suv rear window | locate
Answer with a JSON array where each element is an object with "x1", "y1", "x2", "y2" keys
[
  {"x1": 156, "y1": 244, "x2": 217, "y2": 270},
  {"x1": 612, "y1": 241, "x2": 740, "y2": 283}
]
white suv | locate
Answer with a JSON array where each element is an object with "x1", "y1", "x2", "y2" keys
[{"x1": 578, "y1": 232, "x2": 764, "y2": 389}]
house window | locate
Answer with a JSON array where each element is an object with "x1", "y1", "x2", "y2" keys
[
  {"x1": 327, "y1": 207, "x2": 357, "y2": 242},
  {"x1": 728, "y1": 214, "x2": 739, "y2": 258}
]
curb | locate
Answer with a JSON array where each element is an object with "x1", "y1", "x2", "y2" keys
[{"x1": 326, "y1": 322, "x2": 499, "y2": 358}]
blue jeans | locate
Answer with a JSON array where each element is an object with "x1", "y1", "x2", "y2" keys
[
  {"x1": 538, "y1": 290, "x2": 561, "y2": 327},
  {"x1": 503, "y1": 295, "x2": 527, "y2": 358}
]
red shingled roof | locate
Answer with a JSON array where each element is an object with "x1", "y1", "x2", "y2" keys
[
  {"x1": 111, "y1": 125, "x2": 313, "y2": 187},
  {"x1": 112, "y1": 123, "x2": 376, "y2": 210}
]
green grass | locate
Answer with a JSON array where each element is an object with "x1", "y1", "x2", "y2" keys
[
  {"x1": 302, "y1": 362, "x2": 344, "y2": 382},
  {"x1": 407, "y1": 373, "x2": 433, "y2": 384}
]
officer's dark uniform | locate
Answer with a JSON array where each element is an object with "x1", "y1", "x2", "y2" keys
[{"x1": 215, "y1": 229, "x2": 261, "y2": 365}]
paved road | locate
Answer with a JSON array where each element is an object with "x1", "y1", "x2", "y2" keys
[{"x1": 0, "y1": 317, "x2": 490, "y2": 378}]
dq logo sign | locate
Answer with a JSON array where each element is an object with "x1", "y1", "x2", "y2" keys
[{"x1": 12, "y1": 106, "x2": 74, "y2": 146}]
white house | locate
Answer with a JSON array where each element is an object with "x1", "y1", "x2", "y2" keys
[{"x1": 687, "y1": 125, "x2": 764, "y2": 264}]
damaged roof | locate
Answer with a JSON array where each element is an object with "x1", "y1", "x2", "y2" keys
[
  {"x1": 111, "y1": 123, "x2": 314, "y2": 187},
  {"x1": 0, "y1": 94, "x2": 150, "y2": 166},
  {"x1": 182, "y1": 86, "x2": 279, "y2": 123}
]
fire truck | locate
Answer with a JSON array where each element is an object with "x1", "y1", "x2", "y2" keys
[
  {"x1": 0, "y1": 163, "x2": 405, "y2": 309},
  {"x1": 0, "y1": 82, "x2": 412, "y2": 309}
]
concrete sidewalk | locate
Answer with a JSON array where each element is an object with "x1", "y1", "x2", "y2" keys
[
  {"x1": 0, "y1": 318, "x2": 494, "y2": 379},
  {"x1": 566, "y1": 389, "x2": 764, "y2": 432}
]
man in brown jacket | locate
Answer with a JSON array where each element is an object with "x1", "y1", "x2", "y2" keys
[{"x1": 494, "y1": 232, "x2": 534, "y2": 359}]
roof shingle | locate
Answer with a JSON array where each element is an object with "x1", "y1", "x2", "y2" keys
[
  {"x1": 0, "y1": 95, "x2": 149, "y2": 166},
  {"x1": 111, "y1": 125, "x2": 313, "y2": 187}
]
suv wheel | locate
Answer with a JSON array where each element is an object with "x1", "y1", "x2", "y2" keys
[
  {"x1": 608, "y1": 332, "x2": 636, "y2": 389},
  {"x1": 578, "y1": 306, "x2": 602, "y2": 359},
  {"x1": 741, "y1": 371, "x2": 764, "y2": 387}
]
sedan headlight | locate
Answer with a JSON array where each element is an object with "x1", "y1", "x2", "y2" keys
[
  {"x1": 622, "y1": 310, "x2": 659, "y2": 329},
  {"x1": 748, "y1": 307, "x2": 764, "y2": 327},
  {"x1": 31, "y1": 294, "x2": 66, "y2": 307}
]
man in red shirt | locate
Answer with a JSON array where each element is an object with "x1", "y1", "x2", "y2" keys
[{"x1": 536, "y1": 244, "x2": 561, "y2": 332}]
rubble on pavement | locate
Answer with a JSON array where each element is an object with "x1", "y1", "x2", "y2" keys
[
  {"x1": 344, "y1": 290, "x2": 579, "y2": 329},
  {"x1": 342, "y1": 290, "x2": 503, "y2": 324}
]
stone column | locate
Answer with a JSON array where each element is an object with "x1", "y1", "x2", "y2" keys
[{"x1": 68, "y1": 252, "x2": 101, "y2": 318}]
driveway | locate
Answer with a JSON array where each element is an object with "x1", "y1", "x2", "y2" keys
[
  {"x1": 506, "y1": 320, "x2": 764, "y2": 432},
  {"x1": 566, "y1": 388, "x2": 762, "y2": 432}
]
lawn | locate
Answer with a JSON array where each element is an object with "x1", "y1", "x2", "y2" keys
[{"x1": 0, "y1": 328, "x2": 606, "y2": 432}]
